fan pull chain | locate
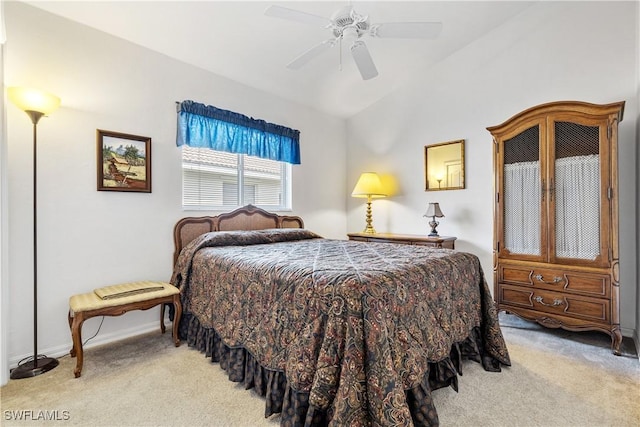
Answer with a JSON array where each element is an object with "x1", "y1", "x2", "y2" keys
[{"x1": 339, "y1": 36, "x2": 343, "y2": 71}]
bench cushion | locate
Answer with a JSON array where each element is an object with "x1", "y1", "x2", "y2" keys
[{"x1": 69, "y1": 281, "x2": 179, "y2": 314}]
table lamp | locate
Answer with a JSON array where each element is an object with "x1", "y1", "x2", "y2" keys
[
  {"x1": 424, "y1": 202, "x2": 444, "y2": 237},
  {"x1": 351, "y1": 172, "x2": 386, "y2": 234}
]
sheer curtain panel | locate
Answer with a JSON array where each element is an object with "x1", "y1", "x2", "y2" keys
[
  {"x1": 504, "y1": 161, "x2": 541, "y2": 255},
  {"x1": 555, "y1": 154, "x2": 600, "y2": 259}
]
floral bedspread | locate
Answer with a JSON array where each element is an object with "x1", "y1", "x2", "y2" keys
[{"x1": 171, "y1": 228, "x2": 510, "y2": 426}]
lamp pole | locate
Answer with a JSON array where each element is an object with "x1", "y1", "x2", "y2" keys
[
  {"x1": 32, "y1": 114, "x2": 41, "y2": 372},
  {"x1": 8, "y1": 88, "x2": 60, "y2": 379}
]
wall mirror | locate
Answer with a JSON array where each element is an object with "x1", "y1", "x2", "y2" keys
[{"x1": 424, "y1": 139, "x2": 465, "y2": 191}]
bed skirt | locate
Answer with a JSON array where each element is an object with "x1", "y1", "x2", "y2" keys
[{"x1": 178, "y1": 313, "x2": 502, "y2": 427}]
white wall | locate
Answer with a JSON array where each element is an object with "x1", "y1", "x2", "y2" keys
[
  {"x1": 1, "y1": 45, "x2": 9, "y2": 385},
  {"x1": 636, "y1": 0, "x2": 640, "y2": 357},
  {"x1": 347, "y1": 1, "x2": 638, "y2": 337},
  {"x1": 3, "y1": 2, "x2": 347, "y2": 375}
]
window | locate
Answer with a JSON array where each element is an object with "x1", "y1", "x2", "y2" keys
[
  {"x1": 176, "y1": 100, "x2": 299, "y2": 211},
  {"x1": 182, "y1": 145, "x2": 291, "y2": 210}
]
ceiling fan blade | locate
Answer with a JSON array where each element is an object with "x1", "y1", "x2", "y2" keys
[
  {"x1": 287, "y1": 39, "x2": 335, "y2": 70},
  {"x1": 350, "y1": 41, "x2": 378, "y2": 80},
  {"x1": 265, "y1": 5, "x2": 331, "y2": 27},
  {"x1": 373, "y1": 22, "x2": 443, "y2": 39}
]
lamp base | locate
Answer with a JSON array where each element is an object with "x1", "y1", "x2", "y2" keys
[
  {"x1": 428, "y1": 219, "x2": 440, "y2": 237},
  {"x1": 10, "y1": 356, "x2": 59, "y2": 379},
  {"x1": 362, "y1": 198, "x2": 377, "y2": 234}
]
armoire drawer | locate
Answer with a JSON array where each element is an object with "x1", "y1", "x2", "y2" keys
[
  {"x1": 497, "y1": 284, "x2": 610, "y2": 323},
  {"x1": 498, "y1": 265, "x2": 610, "y2": 297}
]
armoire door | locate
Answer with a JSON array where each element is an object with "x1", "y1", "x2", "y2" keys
[
  {"x1": 547, "y1": 115, "x2": 611, "y2": 268},
  {"x1": 495, "y1": 117, "x2": 548, "y2": 263}
]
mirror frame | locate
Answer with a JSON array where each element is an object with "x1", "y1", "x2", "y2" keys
[{"x1": 424, "y1": 139, "x2": 465, "y2": 191}]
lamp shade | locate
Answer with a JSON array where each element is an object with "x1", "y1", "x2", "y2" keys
[
  {"x1": 8, "y1": 87, "x2": 61, "y2": 115},
  {"x1": 352, "y1": 172, "x2": 386, "y2": 198},
  {"x1": 424, "y1": 202, "x2": 444, "y2": 218}
]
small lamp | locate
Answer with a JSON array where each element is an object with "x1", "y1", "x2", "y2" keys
[
  {"x1": 8, "y1": 87, "x2": 61, "y2": 379},
  {"x1": 352, "y1": 172, "x2": 386, "y2": 234},
  {"x1": 424, "y1": 202, "x2": 444, "y2": 237}
]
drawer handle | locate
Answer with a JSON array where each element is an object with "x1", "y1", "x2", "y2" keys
[
  {"x1": 533, "y1": 296, "x2": 564, "y2": 307},
  {"x1": 534, "y1": 274, "x2": 563, "y2": 285}
]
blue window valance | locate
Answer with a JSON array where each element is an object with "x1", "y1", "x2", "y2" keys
[{"x1": 176, "y1": 100, "x2": 301, "y2": 164}]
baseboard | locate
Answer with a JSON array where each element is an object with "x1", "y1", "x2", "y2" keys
[
  {"x1": 8, "y1": 320, "x2": 162, "y2": 369},
  {"x1": 620, "y1": 326, "x2": 638, "y2": 358}
]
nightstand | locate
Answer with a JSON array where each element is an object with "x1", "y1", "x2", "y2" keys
[{"x1": 347, "y1": 233, "x2": 456, "y2": 249}]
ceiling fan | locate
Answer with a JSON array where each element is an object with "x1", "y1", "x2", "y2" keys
[{"x1": 265, "y1": 3, "x2": 442, "y2": 80}]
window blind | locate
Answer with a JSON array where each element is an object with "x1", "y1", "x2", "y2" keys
[{"x1": 182, "y1": 146, "x2": 290, "y2": 210}]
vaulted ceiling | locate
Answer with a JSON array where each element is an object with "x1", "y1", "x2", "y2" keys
[{"x1": 24, "y1": 1, "x2": 535, "y2": 118}]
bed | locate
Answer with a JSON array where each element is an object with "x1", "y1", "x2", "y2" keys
[{"x1": 170, "y1": 205, "x2": 510, "y2": 426}]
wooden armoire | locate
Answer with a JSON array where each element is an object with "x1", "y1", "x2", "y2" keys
[{"x1": 488, "y1": 100, "x2": 624, "y2": 354}]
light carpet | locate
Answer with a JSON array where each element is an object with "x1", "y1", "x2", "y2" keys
[{"x1": 1, "y1": 313, "x2": 638, "y2": 426}]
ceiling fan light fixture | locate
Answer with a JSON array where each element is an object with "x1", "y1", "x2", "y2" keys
[{"x1": 342, "y1": 26, "x2": 359, "y2": 45}]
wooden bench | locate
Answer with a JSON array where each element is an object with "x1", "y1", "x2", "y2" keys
[{"x1": 68, "y1": 281, "x2": 182, "y2": 378}]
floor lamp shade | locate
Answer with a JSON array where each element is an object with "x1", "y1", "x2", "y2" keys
[
  {"x1": 8, "y1": 86, "x2": 61, "y2": 379},
  {"x1": 8, "y1": 87, "x2": 60, "y2": 124},
  {"x1": 352, "y1": 172, "x2": 387, "y2": 234}
]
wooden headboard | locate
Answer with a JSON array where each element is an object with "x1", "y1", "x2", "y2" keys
[{"x1": 173, "y1": 204, "x2": 304, "y2": 264}]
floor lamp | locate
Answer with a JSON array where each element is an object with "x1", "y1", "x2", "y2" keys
[{"x1": 8, "y1": 87, "x2": 61, "y2": 379}]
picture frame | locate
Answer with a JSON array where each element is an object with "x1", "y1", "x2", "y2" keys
[
  {"x1": 97, "y1": 129, "x2": 151, "y2": 193},
  {"x1": 424, "y1": 139, "x2": 465, "y2": 191}
]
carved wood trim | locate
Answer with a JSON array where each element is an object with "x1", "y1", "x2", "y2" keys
[{"x1": 172, "y1": 205, "x2": 304, "y2": 264}]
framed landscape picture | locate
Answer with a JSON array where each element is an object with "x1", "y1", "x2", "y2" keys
[{"x1": 97, "y1": 129, "x2": 151, "y2": 193}]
